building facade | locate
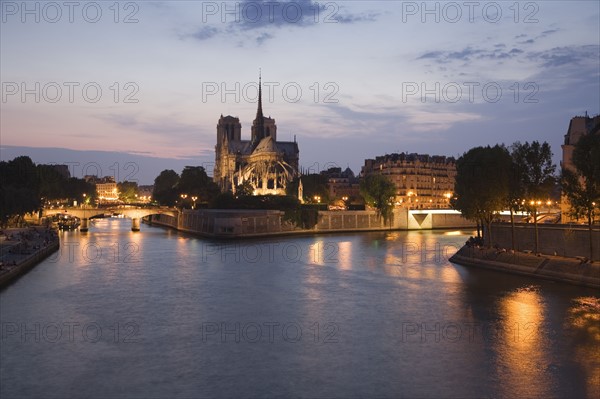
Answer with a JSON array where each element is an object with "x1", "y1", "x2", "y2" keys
[
  {"x1": 560, "y1": 113, "x2": 600, "y2": 223},
  {"x1": 214, "y1": 75, "x2": 299, "y2": 195},
  {"x1": 321, "y1": 167, "x2": 361, "y2": 202},
  {"x1": 362, "y1": 153, "x2": 456, "y2": 209},
  {"x1": 85, "y1": 175, "x2": 119, "y2": 203}
]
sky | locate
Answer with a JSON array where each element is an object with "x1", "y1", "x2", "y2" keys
[{"x1": 1, "y1": 0, "x2": 599, "y2": 184}]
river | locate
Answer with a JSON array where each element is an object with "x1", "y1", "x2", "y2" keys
[{"x1": 1, "y1": 218, "x2": 598, "y2": 398}]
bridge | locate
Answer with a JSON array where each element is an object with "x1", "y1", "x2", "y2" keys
[{"x1": 42, "y1": 207, "x2": 178, "y2": 232}]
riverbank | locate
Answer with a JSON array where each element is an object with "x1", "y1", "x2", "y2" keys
[
  {"x1": 144, "y1": 208, "x2": 475, "y2": 239},
  {"x1": 0, "y1": 227, "x2": 60, "y2": 288},
  {"x1": 490, "y1": 222, "x2": 600, "y2": 262},
  {"x1": 450, "y1": 245, "x2": 600, "y2": 288}
]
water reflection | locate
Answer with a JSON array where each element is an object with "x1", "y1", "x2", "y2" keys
[
  {"x1": 379, "y1": 231, "x2": 463, "y2": 284},
  {"x1": 308, "y1": 238, "x2": 327, "y2": 266},
  {"x1": 337, "y1": 241, "x2": 352, "y2": 271},
  {"x1": 495, "y1": 286, "x2": 550, "y2": 398},
  {"x1": 566, "y1": 297, "x2": 600, "y2": 398}
]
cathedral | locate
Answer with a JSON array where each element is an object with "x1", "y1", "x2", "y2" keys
[{"x1": 213, "y1": 75, "x2": 300, "y2": 195}]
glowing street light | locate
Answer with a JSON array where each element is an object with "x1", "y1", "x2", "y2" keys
[{"x1": 180, "y1": 194, "x2": 188, "y2": 208}]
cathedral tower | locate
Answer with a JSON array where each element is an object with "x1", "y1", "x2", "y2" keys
[
  {"x1": 251, "y1": 72, "x2": 277, "y2": 144},
  {"x1": 216, "y1": 115, "x2": 242, "y2": 149}
]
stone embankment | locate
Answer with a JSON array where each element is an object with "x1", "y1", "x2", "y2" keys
[
  {"x1": 146, "y1": 208, "x2": 475, "y2": 238},
  {"x1": 450, "y1": 245, "x2": 600, "y2": 288},
  {"x1": 0, "y1": 227, "x2": 60, "y2": 288}
]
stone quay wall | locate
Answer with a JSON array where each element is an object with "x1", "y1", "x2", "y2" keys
[
  {"x1": 450, "y1": 245, "x2": 600, "y2": 288},
  {"x1": 0, "y1": 240, "x2": 60, "y2": 288},
  {"x1": 146, "y1": 208, "x2": 475, "y2": 238},
  {"x1": 490, "y1": 223, "x2": 600, "y2": 262}
]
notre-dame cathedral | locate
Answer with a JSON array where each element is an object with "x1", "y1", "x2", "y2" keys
[{"x1": 213, "y1": 75, "x2": 300, "y2": 195}]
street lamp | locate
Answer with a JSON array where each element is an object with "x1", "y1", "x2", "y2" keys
[
  {"x1": 191, "y1": 196, "x2": 198, "y2": 209},
  {"x1": 180, "y1": 194, "x2": 188, "y2": 208}
]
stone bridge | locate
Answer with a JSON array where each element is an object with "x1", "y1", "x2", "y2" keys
[{"x1": 42, "y1": 207, "x2": 178, "y2": 232}]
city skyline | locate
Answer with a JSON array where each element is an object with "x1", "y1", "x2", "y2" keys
[{"x1": 1, "y1": 1, "x2": 599, "y2": 184}]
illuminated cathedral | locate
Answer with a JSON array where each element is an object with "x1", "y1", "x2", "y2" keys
[{"x1": 213, "y1": 74, "x2": 300, "y2": 195}]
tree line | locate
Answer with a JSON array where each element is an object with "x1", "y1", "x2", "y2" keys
[
  {"x1": 152, "y1": 166, "x2": 220, "y2": 208},
  {"x1": 452, "y1": 137, "x2": 599, "y2": 260},
  {"x1": 0, "y1": 156, "x2": 94, "y2": 226}
]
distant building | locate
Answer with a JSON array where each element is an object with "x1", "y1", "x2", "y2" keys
[
  {"x1": 85, "y1": 176, "x2": 118, "y2": 202},
  {"x1": 560, "y1": 112, "x2": 600, "y2": 223},
  {"x1": 84, "y1": 175, "x2": 115, "y2": 184},
  {"x1": 362, "y1": 153, "x2": 456, "y2": 209},
  {"x1": 213, "y1": 74, "x2": 300, "y2": 195},
  {"x1": 96, "y1": 182, "x2": 118, "y2": 202},
  {"x1": 321, "y1": 167, "x2": 361, "y2": 201},
  {"x1": 138, "y1": 185, "x2": 154, "y2": 203}
]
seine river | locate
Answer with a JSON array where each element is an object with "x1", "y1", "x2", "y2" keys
[{"x1": 1, "y1": 218, "x2": 598, "y2": 398}]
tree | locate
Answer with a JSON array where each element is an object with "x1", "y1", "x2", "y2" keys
[
  {"x1": 511, "y1": 141, "x2": 556, "y2": 253},
  {"x1": 37, "y1": 164, "x2": 68, "y2": 201},
  {"x1": 507, "y1": 147, "x2": 527, "y2": 250},
  {"x1": 359, "y1": 174, "x2": 396, "y2": 223},
  {"x1": 561, "y1": 132, "x2": 600, "y2": 261},
  {"x1": 63, "y1": 178, "x2": 95, "y2": 205},
  {"x1": 287, "y1": 174, "x2": 329, "y2": 203},
  {"x1": 153, "y1": 170, "x2": 180, "y2": 206},
  {"x1": 235, "y1": 180, "x2": 254, "y2": 197},
  {"x1": 177, "y1": 166, "x2": 220, "y2": 207},
  {"x1": 452, "y1": 145, "x2": 512, "y2": 247},
  {"x1": 118, "y1": 181, "x2": 139, "y2": 203},
  {"x1": 0, "y1": 156, "x2": 40, "y2": 224},
  {"x1": 0, "y1": 156, "x2": 94, "y2": 226}
]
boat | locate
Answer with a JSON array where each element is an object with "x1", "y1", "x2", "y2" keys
[{"x1": 55, "y1": 215, "x2": 81, "y2": 230}]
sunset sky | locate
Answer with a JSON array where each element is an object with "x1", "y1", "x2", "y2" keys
[{"x1": 1, "y1": 0, "x2": 599, "y2": 183}]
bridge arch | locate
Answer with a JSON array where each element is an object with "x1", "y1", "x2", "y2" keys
[{"x1": 42, "y1": 207, "x2": 178, "y2": 232}]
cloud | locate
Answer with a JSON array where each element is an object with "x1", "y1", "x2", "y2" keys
[
  {"x1": 447, "y1": 47, "x2": 484, "y2": 60},
  {"x1": 307, "y1": 101, "x2": 484, "y2": 141},
  {"x1": 95, "y1": 113, "x2": 204, "y2": 142},
  {"x1": 529, "y1": 45, "x2": 600, "y2": 68},
  {"x1": 418, "y1": 51, "x2": 444, "y2": 60},
  {"x1": 190, "y1": 26, "x2": 219, "y2": 41},
  {"x1": 234, "y1": 0, "x2": 379, "y2": 29},
  {"x1": 404, "y1": 111, "x2": 482, "y2": 132},
  {"x1": 182, "y1": 1, "x2": 379, "y2": 44},
  {"x1": 417, "y1": 46, "x2": 523, "y2": 63},
  {"x1": 256, "y1": 32, "x2": 273, "y2": 45},
  {"x1": 514, "y1": 28, "x2": 561, "y2": 45},
  {"x1": 335, "y1": 12, "x2": 379, "y2": 24},
  {"x1": 541, "y1": 29, "x2": 559, "y2": 36}
]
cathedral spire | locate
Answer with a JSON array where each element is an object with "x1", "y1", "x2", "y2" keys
[
  {"x1": 256, "y1": 69, "x2": 263, "y2": 121},
  {"x1": 252, "y1": 69, "x2": 265, "y2": 144}
]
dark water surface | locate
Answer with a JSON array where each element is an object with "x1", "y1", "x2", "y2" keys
[{"x1": 1, "y1": 218, "x2": 598, "y2": 398}]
